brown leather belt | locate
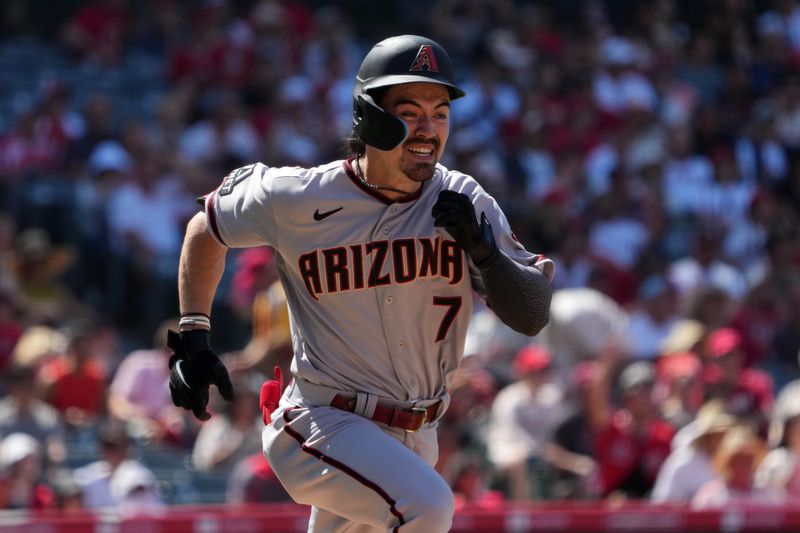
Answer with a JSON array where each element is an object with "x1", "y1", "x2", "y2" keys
[{"x1": 330, "y1": 394, "x2": 440, "y2": 432}]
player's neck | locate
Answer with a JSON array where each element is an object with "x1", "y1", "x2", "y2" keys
[{"x1": 357, "y1": 154, "x2": 420, "y2": 201}]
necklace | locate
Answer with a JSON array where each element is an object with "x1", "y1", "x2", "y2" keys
[{"x1": 353, "y1": 157, "x2": 416, "y2": 198}]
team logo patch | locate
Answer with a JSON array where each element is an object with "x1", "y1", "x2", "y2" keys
[
  {"x1": 219, "y1": 164, "x2": 255, "y2": 196},
  {"x1": 409, "y1": 45, "x2": 439, "y2": 72}
]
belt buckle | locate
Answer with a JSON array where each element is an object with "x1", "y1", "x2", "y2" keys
[{"x1": 406, "y1": 407, "x2": 429, "y2": 433}]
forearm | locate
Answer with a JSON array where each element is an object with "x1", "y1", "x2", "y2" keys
[
  {"x1": 478, "y1": 251, "x2": 552, "y2": 336},
  {"x1": 179, "y1": 212, "x2": 228, "y2": 318}
]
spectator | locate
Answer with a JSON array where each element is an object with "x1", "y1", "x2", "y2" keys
[
  {"x1": 589, "y1": 353, "x2": 675, "y2": 499},
  {"x1": 178, "y1": 90, "x2": 261, "y2": 168},
  {"x1": 225, "y1": 451, "x2": 291, "y2": 504},
  {"x1": 191, "y1": 375, "x2": 263, "y2": 473},
  {"x1": 592, "y1": 36, "x2": 658, "y2": 117},
  {"x1": 9, "y1": 228, "x2": 83, "y2": 325},
  {"x1": 0, "y1": 365, "x2": 65, "y2": 468},
  {"x1": 756, "y1": 380, "x2": 800, "y2": 499},
  {"x1": 545, "y1": 360, "x2": 602, "y2": 500},
  {"x1": 728, "y1": 281, "x2": 782, "y2": 368},
  {"x1": 626, "y1": 276, "x2": 681, "y2": 361},
  {"x1": 108, "y1": 458, "x2": 162, "y2": 515},
  {"x1": 228, "y1": 247, "x2": 277, "y2": 323},
  {"x1": 700, "y1": 328, "x2": 774, "y2": 433},
  {"x1": 231, "y1": 278, "x2": 294, "y2": 380},
  {"x1": 655, "y1": 351, "x2": 705, "y2": 430},
  {"x1": 107, "y1": 319, "x2": 190, "y2": 446},
  {"x1": 451, "y1": 460, "x2": 505, "y2": 509},
  {"x1": 0, "y1": 291, "x2": 22, "y2": 375},
  {"x1": 769, "y1": 283, "x2": 800, "y2": 389},
  {"x1": 540, "y1": 287, "x2": 630, "y2": 383},
  {"x1": 548, "y1": 221, "x2": 594, "y2": 291},
  {"x1": 105, "y1": 149, "x2": 195, "y2": 334},
  {"x1": 60, "y1": 0, "x2": 132, "y2": 66},
  {"x1": 692, "y1": 426, "x2": 780, "y2": 509},
  {"x1": 72, "y1": 421, "x2": 158, "y2": 510},
  {"x1": 651, "y1": 400, "x2": 736, "y2": 503},
  {"x1": 0, "y1": 432, "x2": 55, "y2": 509},
  {"x1": 37, "y1": 321, "x2": 108, "y2": 428},
  {"x1": 486, "y1": 345, "x2": 565, "y2": 500},
  {"x1": 667, "y1": 223, "x2": 748, "y2": 305}
]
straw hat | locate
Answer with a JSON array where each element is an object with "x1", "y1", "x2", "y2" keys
[{"x1": 12, "y1": 228, "x2": 74, "y2": 278}]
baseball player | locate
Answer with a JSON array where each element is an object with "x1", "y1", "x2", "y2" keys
[{"x1": 167, "y1": 35, "x2": 554, "y2": 532}]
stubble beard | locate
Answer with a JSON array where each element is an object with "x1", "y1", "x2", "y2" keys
[
  {"x1": 400, "y1": 147, "x2": 439, "y2": 183},
  {"x1": 402, "y1": 161, "x2": 437, "y2": 183}
]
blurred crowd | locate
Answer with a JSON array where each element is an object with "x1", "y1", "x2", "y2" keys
[{"x1": 1, "y1": 0, "x2": 800, "y2": 515}]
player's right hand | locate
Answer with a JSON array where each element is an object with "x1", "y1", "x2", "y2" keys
[{"x1": 166, "y1": 329, "x2": 235, "y2": 421}]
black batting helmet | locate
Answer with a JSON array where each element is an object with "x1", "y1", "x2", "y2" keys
[{"x1": 352, "y1": 35, "x2": 465, "y2": 151}]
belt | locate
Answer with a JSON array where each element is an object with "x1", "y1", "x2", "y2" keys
[{"x1": 330, "y1": 394, "x2": 440, "y2": 432}]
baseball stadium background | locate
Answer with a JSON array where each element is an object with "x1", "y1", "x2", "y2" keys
[{"x1": 1, "y1": 0, "x2": 800, "y2": 531}]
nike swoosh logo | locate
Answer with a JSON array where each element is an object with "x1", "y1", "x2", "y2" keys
[{"x1": 313, "y1": 207, "x2": 343, "y2": 221}]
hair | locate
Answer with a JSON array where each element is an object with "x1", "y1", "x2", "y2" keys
[{"x1": 345, "y1": 133, "x2": 365, "y2": 158}]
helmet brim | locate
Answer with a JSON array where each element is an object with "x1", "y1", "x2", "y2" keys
[{"x1": 361, "y1": 75, "x2": 466, "y2": 100}]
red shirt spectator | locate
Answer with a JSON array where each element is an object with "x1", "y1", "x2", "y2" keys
[
  {"x1": 594, "y1": 409, "x2": 675, "y2": 496},
  {"x1": 588, "y1": 351, "x2": 676, "y2": 498},
  {"x1": 701, "y1": 328, "x2": 774, "y2": 432},
  {"x1": 38, "y1": 329, "x2": 107, "y2": 430},
  {"x1": 62, "y1": 0, "x2": 131, "y2": 65}
]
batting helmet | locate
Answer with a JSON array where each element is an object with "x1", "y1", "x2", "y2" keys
[{"x1": 352, "y1": 35, "x2": 465, "y2": 151}]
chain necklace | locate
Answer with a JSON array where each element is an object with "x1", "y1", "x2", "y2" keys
[{"x1": 353, "y1": 157, "x2": 416, "y2": 198}]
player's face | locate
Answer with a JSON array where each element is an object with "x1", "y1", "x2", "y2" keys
[{"x1": 381, "y1": 82, "x2": 451, "y2": 182}]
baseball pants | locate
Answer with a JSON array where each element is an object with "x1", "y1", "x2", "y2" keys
[{"x1": 263, "y1": 403, "x2": 454, "y2": 533}]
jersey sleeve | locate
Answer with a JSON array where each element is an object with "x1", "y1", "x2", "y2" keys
[
  {"x1": 474, "y1": 193, "x2": 554, "y2": 281},
  {"x1": 204, "y1": 163, "x2": 278, "y2": 248}
]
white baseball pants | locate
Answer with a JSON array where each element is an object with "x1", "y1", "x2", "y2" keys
[{"x1": 263, "y1": 404, "x2": 454, "y2": 533}]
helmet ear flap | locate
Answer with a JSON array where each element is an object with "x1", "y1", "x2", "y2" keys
[{"x1": 353, "y1": 93, "x2": 408, "y2": 151}]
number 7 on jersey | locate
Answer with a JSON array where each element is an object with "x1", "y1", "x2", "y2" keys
[{"x1": 433, "y1": 296, "x2": 462, "y2": 342}]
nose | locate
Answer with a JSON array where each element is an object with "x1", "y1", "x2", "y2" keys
[{"x1": 412, "y1": 114, "x2": 436, "y2": 139}]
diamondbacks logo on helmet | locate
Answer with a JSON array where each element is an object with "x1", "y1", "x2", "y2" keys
[{"x1": 409, "y1": 45, "x2": 439, "y2": 73}]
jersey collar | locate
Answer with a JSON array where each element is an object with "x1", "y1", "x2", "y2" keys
[{"x1": 343, "y1": 158, "x2": 424, "y2": 205}]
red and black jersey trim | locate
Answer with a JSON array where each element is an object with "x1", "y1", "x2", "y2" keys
[
  {"x1": 205, "y1": 190, "x2": 227, "y2": 247},
  {"x1": 282, "y1": 409, "x2": 406, "y2": 531},
  {"x1": 343, "y1": 159, "x2": 423, "y2": 205}
]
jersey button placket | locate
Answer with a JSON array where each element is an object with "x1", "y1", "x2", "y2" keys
[{"x1": 385, "y1": 296, "x2": 394, "y2": 304}]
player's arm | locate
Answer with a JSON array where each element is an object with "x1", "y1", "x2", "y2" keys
[
  {"x1": 168, "y1": 212, "x2": 234, "y2": 421},
  {"x1": 432, "y1": 190, "x2": 552, "y2": 336},
  {"x1": 179, "y1": 212, "x2": 228, "y2": 318}
]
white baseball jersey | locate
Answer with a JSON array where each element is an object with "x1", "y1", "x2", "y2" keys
[{"x1": 205, "y1": 158, "x2": 553, "y2": 402}]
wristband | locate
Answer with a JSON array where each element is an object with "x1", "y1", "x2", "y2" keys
[{"x1": 179, "y1": 313, "x2": 211, "y2": 331}]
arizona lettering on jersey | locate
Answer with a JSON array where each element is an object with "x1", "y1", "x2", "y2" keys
[
  {"x1": 299, "y1": 236, "x2": 463, "y2": 300},
  {"x1": 205, "y1": 159, "x2": 553, "y2": 400}
]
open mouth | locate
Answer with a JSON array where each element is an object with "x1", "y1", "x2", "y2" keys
[{"x1": 406, "y1": 143, "x2": 436, "y2": 159}]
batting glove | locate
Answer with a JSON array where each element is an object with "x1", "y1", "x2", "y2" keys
[
  {"x1": 167, "y1": 329, "x2": 235, "y2": 421},
  {"x1": 432, "y1": 190, "x2": 499, "y2": 267}
]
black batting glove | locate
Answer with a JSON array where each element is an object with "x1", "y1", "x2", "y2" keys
[
  {"x1": 432, "y1": 190, "x2": 499, "y2": 267},
  {"x1": 167, "y1": 329, "x2": 235, "y2": 421}
]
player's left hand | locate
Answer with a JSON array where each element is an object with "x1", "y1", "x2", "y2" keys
[
  {"x1": 166, "y1": 329, "x2": 235, "y2": 421},
  {"x1": 432, "y1": 190, "x2": 498, "y2": 267}
]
